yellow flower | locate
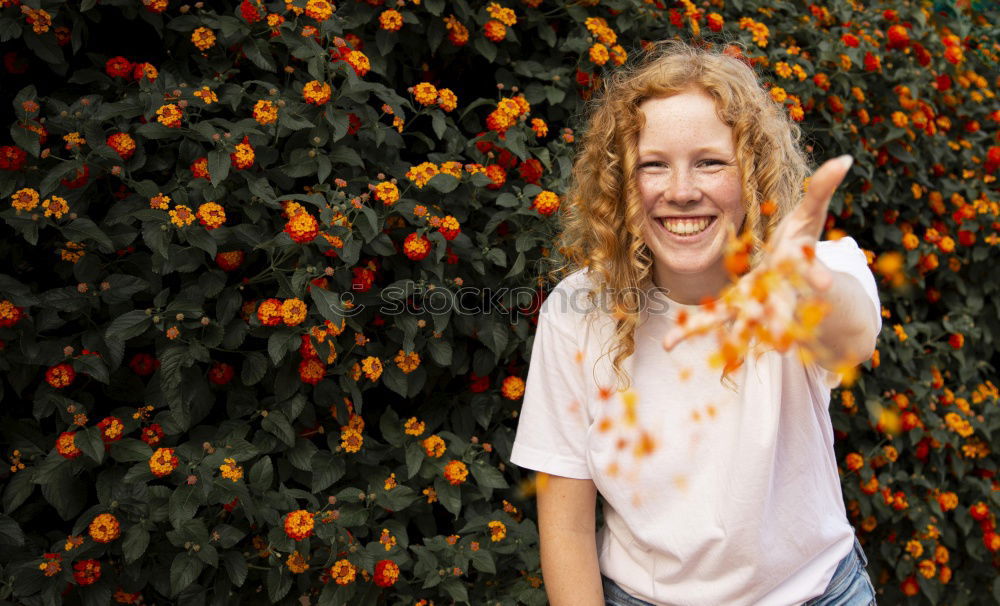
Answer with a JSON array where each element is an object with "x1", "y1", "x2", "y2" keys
[
  {"x1": 196, "y1": 202, "x2": 226, "y2": 229},
  {"x1": 150, "y1": 192, "x2": 171, "y2": 210},
  {"x1": 384, "y1": 473, "x2": 397, "y2": 491},
  {"x1": 404, "y1": 417, "x2": 425, "y2": 436},
  {"x1": 774, "y1": 61, "x2": 792, "y2": 78},
  {"x1": 11, "y1": 188, "x2": 40, "y2": 213},
  {"x1": 330, "y1": 559, "x2": 356, "y2": 585},
  {"x1": 305, "y1": 0, "x2": 334, "y2": 20},
  {"x1": 770, "y1": 86, "x2": 788, "y2": 103},
  {"x1": 488, "y1": 520, "x2": 507, "y2": 542},
  {"x1": 286, "y1": 551, "x2": 310, "y2": 574},
  {"x1": 905, "y1": 539, "x2": 924, "y2": 558},
  {"x1": 219, "y1": 458, "x2": 243, "y2": 482},
  {"x1": 609, "y1": 44, "x2": 627, "y2": 65},
  {"x1": 169, "y1": 205, "x2": 196, "y2": 228},
  {"x1": 379, "y1": 9, "x2": 403, "y2": 31},
  {"x1": 361, "y1": 356, "x2": 383, "y2": 381},
  {"x1": 588, "y1": 43, "x2": 609, "y2": 66},
  {"x1": 42, "y1": 196, "x2": 69, "y2": 219},
  {"x1": 156, "y1": 104, "x2": 183, "y2": 128},
  {"x1": 253, "y1": 100, "x2": 278, "y2": 125},
  {"x1": 406, "y1": 162, "x2": 440, "y2": 188},
  {"x1": 281, "y1": 298, "x2": 308, "y2": 326},
  {"x1": 302, "y1": 80, "x2": 332, "y2": 105},
  {"x1": 437, "y1": 88, "x2": 458, "y2": 112},
  {"x1": 340, "y1": 427, "x2": 363, "y2": 452},
  {"x1": 422, "y1": 435, "x2": 446, "y2": 457},
  {"x1": 191, "y1": 27, "x2": 216, "y2": 51},
  {"x1": 193, "y1": 86, "x2": 218, "y2": 104},
  {"x1": 394, "y1": 350, "x2": 421, "y2": 374},
  {"x1": 88, "y1": 513, "x2": 121, "y2": 543},
  {"x1": 413, "y1": 82, "x2": 438, "y2": 106},
  {"x1": 486, "y1": 2, "x2": 517, "y2": 26},
  {"x1": 893, "y1": 324, "x2": 907, "y2": 342},
  {"x1": 379, "y1": 528, "x2": 397, "y2": 551}
]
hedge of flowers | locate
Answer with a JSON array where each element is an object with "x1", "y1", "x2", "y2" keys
[{"x1": 0, "y1": 0, "x2": 998, "y2": 604}]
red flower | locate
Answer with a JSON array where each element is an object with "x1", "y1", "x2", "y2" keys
[
  {"x1": 403, "y1": 233, "x2": 432, "y2": 261},
  {"x1": 0, "y1": 146, "x2": 27, "y2": 171},
  {"x1": 239, "y1": 0, "x2": 263, "y2": 22},
  {"x1": 105, "y1": 56, "x2": 133, "y2": 78},
  {"x1": 949, "y1": 333, "x2": 964, "y2": 349},
  {"x1": 97, "y1": 416, "x2": 125, "y2": 443},
  {"x1": 73, "y1": 559, "x2": 101, "y2": 586},
  {"x1": 347, "y1": 112, "x2": 362, "y2": 135},
  {"x1": 129, "y1": 353, "x2": 161, "y2": 376},
  {"x1": 886, "y1": 25, "x2": 909, "y2": 49},
  {"x1": 352, "y1": 267, "x2": 375, "y2": 292},
  {"x1": 863, "y1": 51, "x2": 881, "y2": 72},
  {"x1": 468, "y1": 372, "x2": 490, "y2": 393},
  {"x1": 518, "y1": 158, "x2": 543, "y2": 184},
  {"x1": 373, "y1": 559, "x2": 400, "y2": 587},
  {"x1": 485, "y1": 164, "x2": 506, "y2": 190},
  {"x1": 215, "y1": 250, "x2": 245, "y2": 272},
  {"x1": 840, "y1": 33, "x2": 860, "y2": 47},
  {"x1": 140, "y1": 423, "x2": 165, "y2": 447},
  {"x1": 208, "y1": 362, "x2": 235, "y2": 385},
  {"x1": 45, "y1": 363, "x2": 76, "y2": 389},
  {"x1": 61, "y1": 164, "x2": 90, "y2": 189},
  {"x1": 190, "y1": 157, "x2": 210, "y2": 179}
]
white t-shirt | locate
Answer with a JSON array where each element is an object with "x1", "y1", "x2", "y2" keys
[{"x1": 510, "y1": 237, "x2": 881, "y2": 606}]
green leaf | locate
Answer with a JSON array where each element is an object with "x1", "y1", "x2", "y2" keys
[
  {"x1": 428, "y1": 173, "x2": 459, "y2": 193},
  {"x1": 262, "y1": 410, "x2": 295, "y2": 447},
  {"x1": 310, "y1": 286, "x2": 345, "y2": 326},
  {"x1": 76, "y1": 427, "x2": 105, "y2": 464},
  {"x1": 61, "y1": 218, "x2": 115, "y2": 252},
  {"x1": 222, "y1": 551, "x2": 248, "y2": 587},
  {"x1": 435, "y1": 477, "x2": 462, "y2": 517},
  {"x1": 170, "y1": 552, "x2": 205, "y2": 596},
  {"x1": 241, "y1": 351, "x2": 268, "y2": 386},
  {"x1": 470, "y1": 549, "x2": 496, "y2": 574},
  {"x1": 0, "y1": 515, "x2": 24, "y2": 546},
  {"x1": 405, "y1": 442, "x2": 424, "y2": 479},
  {"x1": 185, "y1": 227, "x2": 217, "y2": 257},
  {"x1": 310, "y1": 451, "x2": 345, "y2": 492},
  {"x1": 168, "y1": 485, "x2": 202, "y2": 529},
  {"x1": 427, "y1": 338, "x2": 452, "y2": 366},
  {"x1": 3, "y1": 470, "x2": 35, "y2": 514},
  {"x1": 249, "y1": 456, "x2": 274, "y2": 492},
  {"x1": 267, "y1": 567, "x2": 293, "y2": 602},
  {"x1": 471, "y1": 462, "x2": 508, "y2": 489},
  {"x1": 208, "y1": 149, "x2": 231, "y2": 187},
  {"x1": 382, "y1": 365, "x2": 408, "y2": 398},
  {"x1": 110, "y1": 439, "x2": 152, "y2": 463},
  {"x1": 72, "y1": 354, "x2": 110, "y2": 385},
  {"x1": 123, "y1": 524, "x2": 150, "y2": 563}
]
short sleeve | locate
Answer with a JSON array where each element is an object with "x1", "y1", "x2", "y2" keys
[
  {"x1": 509, "y1": 295, "x2": 593, "y2": 480},
  {"x1": 811, "y1": 237, "x2": 883, "y2": 389},
  {"x1": 815, "y1": 236, "x2": 881, "y2": 327}
]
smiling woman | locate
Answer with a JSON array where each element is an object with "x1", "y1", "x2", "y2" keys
[{"x1": 509, "y1": 39, "x2": 880, "y2": 606}]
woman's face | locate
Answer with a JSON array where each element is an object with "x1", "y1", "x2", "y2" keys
[{"x1": 635, "y1": 88, "x2": 746, "y2": 302}]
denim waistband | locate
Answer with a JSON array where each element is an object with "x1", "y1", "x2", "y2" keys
[{"x1": 601, "y1": 535, "x2": 870, "y2": 606}]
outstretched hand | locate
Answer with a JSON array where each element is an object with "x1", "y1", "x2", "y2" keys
[{"x1": 663, "y1": 155, "x2": 855, "y2": 354}]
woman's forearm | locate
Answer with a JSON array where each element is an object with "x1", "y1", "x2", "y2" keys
[
  {"x1": 540, "y1": 527, "x2": 606, "y2": 606},
  {"x1": 814, "y1": 264, "x2": 880, "y2": 369}
]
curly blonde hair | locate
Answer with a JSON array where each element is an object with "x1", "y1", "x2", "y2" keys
[{"x1": 550, "y1": 39, "x2": 812, "y2": 391}]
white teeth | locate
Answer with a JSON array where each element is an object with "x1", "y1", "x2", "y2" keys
[{"x1": 659, "y1": 217, "x2": 713, "y2": 235}]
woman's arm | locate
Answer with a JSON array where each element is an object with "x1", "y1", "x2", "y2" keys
[
  {"x1": 537, "y1": 473, "x2": 605, "y2": 606},
  {"x1": 813, "y1": 265, "x2": 880, "y2": 370}
]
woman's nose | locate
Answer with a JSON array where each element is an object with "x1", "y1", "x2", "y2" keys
[{"x1": 665, "y1": 168, "x2": 701, "y2": 205}]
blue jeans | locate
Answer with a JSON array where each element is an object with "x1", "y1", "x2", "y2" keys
[{"x1": 602, "y1": 535, "x2": 877, "y2": 606}]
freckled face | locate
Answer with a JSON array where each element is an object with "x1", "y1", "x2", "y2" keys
[{"x1": 636, "y1": 89, "x2": 746, "y2": 300}]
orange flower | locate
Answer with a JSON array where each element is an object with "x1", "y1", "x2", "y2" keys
[
  {"x1": 488, "y1": 520, "x2": 507, "y2": 542},
  {"x1": 149, "y1": 447, "x2": 178, "y2": 477},
  {"x1": 88, "y1": 513, "x2": 121, "y2": 543},
  {"x1": 196, "y1": 202, "x2": 226, "y2": 230},
  {"x1": 443, "y1": 460, "x2": 468, "y2": 485},
  {"x1": 283, "y1": 510, "x2": 315, "y2": 540},
  {"x1": 484, "y1": 20, "x2": 506, "y2": 42},
  {"x1": 422, "y1": 435, "x2": 446, "y2": 457},
  {"x1": 302, "y1": 81, "x2": 332, "y2": 105},
  {"x1": 379, "y1": 9, "x2": 403, "y2": 31},
  {"x1": 330, "y1": 559, "x2": 356, "y2": 584},
  {"x1": 844, "y1": 453, "x2": 863, "y2": 472},
  {"x1": 501, "y1": 376, "x2": 525, "y2": 400},
  {"x1": 281, "y1": 298, "x2": 308, "y2": 326}
]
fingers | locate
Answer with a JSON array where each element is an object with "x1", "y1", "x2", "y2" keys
[{"x1": 798, "y1": 155, "x2": 853, "y2": 236}]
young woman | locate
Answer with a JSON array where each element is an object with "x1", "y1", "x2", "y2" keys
[{"x1": 510, "y1": 40, "x2": 881, "y2": 606}]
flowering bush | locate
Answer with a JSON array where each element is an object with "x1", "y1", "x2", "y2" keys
[{"x1": 0, "y1": 0, "x2": 997, "y2": 604}]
